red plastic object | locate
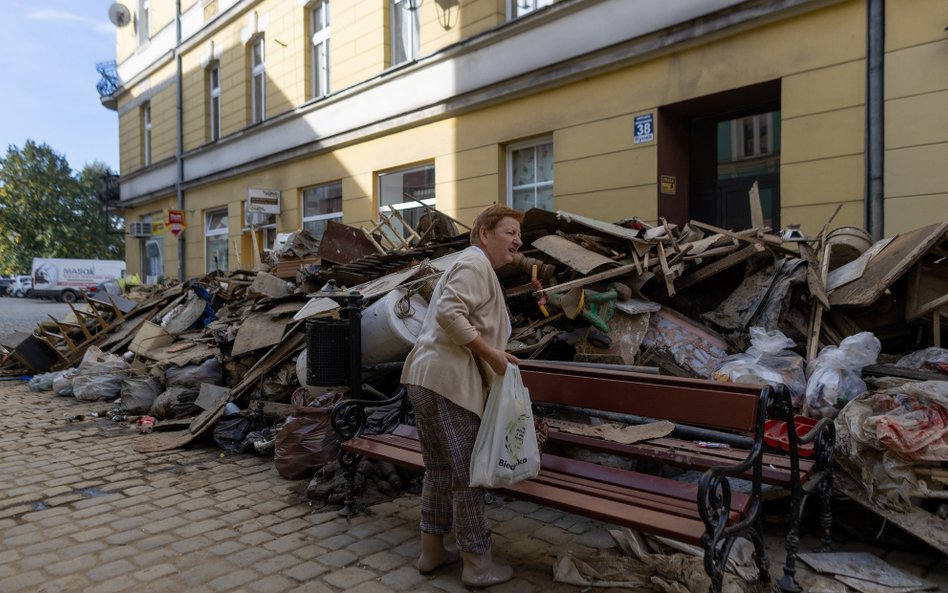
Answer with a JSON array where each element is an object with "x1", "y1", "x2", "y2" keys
[{"x1": 763, "y1": 416, "x2": 817, "y2": 458}]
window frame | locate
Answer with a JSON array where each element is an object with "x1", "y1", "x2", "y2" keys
[
  {"x1": 301, "y1": 180, "x2": 343, "y2": 240},
  {"x1": 142, "y1": 104, "x2": 152, "y2": 166},
  {"x1": 208, "y1": 64, "x2": 222, "y2": 141},
  {"x1": 506, "y1": 138, "x2": 554, "y2": 211},
  {"x1": 310, "y1": 1, "x2": 331, "y2": 99},
  {"x1": 138, "y1": 0, "x2": 151, "y2": 45},
  {"x1": 390, "y1": 0, "x2": 420, "y2": 67},
  {"x1": 204, "y1": 208, "x2": 229, "y2": 273},
  {"x1": 251, "y1": 37, "x2": 266, "y2": 124},
  {"x1": 730, "y1": 112, "x2": 775, "y2": 160},
  {"x1": 507, "y1": 0, "x2": 553, "y2": 19}
]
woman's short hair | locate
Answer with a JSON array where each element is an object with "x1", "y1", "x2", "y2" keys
[{"x1": 470, "y1": 204, "x2": 524, "y2": 246}]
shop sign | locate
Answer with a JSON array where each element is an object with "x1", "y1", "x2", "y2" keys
[
  {"x1": 247, "y1": 189, "x2": 281, "y2": 215},
  {"x1": 661, "y1": 175, "x2": 677, "y2": 195},
  {"x1": 167, "y1": 210, "x2": 186, "y2": 237}
]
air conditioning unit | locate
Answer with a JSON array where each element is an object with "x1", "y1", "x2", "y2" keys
[{"x1": 128, "y1": 222, "x2": 152, "y2": 238}]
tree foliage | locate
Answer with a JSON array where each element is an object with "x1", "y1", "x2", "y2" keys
[{"x1": 0, "y1": 141, "x2": 124, "y2": 275}]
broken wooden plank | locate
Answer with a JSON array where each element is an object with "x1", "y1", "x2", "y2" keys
[
  {"x1": 231, "y1": 310, "x2": 293, "y2": 356},
  {"x1": 830, "y1": 222, "x2": 948, "y2": 307},
  {"x1": 657, "y1": 242, "x2": 675, "y2": 297},
  {"x1": 798, "y1": 242, "x2": 830, "y2": 310},
  {"x1": 534, "y1": 264, "x2": 639, "y2": 297},
  {"x1": 676, "y1": 243, "x2": 765, "y2": 290},
  {"x1": 748, "y1": 181, "x2": 764, "y2": 231},
  {"x1": 533, "y1": 234, "x2": 619, "y2": 275}
]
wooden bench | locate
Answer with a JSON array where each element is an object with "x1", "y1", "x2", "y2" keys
[{"x1": 331, "y1": 360, "x2": 835, "y2": 593}]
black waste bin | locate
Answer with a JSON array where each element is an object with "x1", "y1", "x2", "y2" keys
[{"x1": 305, "y1": 318, "x2": 350, "y2": 386}]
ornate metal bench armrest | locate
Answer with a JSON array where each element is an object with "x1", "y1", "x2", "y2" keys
[{"x1": 331, "y1": 386, "x2": 409, "y2": 442}]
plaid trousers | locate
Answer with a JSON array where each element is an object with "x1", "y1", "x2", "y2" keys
[{"x1": 407, "y1": 385, "x2": 491, "y2": 553}]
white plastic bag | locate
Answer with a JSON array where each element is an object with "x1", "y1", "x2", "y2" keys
[
  {"x1": 805, "y1": 332, "x2": 881, "y2": 418},
  {"x1": 469, "y1": 365, "x2": 541, "y2": 489},
  {"x1": 713, "y1": 327, "x2": 807, "y2": 408}
]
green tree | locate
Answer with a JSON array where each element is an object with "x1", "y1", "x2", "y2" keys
[{"x1": 0, "y1": 141, "x2": 124, "y2": 274}]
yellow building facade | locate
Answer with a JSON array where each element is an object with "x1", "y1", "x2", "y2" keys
[{"x1": 103, "y1": 0, "x2": 948, "y2": 281}]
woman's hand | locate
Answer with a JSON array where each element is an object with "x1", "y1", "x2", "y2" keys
[
  {"x1": 484, "y1": 348, "x2": 520, "y2": 375},
  {"x1": 466, "y1": 335, "x2": 521, "y2": 375}
]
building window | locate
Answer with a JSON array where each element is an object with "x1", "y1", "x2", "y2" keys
[
  {"x1": 142, "y1": 213, "x2": 163, "y2": 284},
  {"x1": 509, "y1": 0, "x2": 553, "y2": 19},
  {"x1": 379, "y1": 164, "x2": 434, "y2": 240},
  {"x1": 730, "y1": 112, "x2": 775, "y2": 160},
  {"x1": 142, "y1": 104, "x2": 152, "y2": 166},
  {"x1": 243, "y1": 205, "x2": 277, "y2": 254},
  {"x1": 138, "y1": 0, "x2": 150, "y2": 45},
  {"x1": 508, "y1": 139, "x2": 553, "y2": 211},
  {"x1": 208, "y1": 64, "x2": 221, "y2": 141},
  {"x1": 205, "y1": 208, "x2": 229, "y2": 272},
  {"x1": 390, "y1": 0, "x2": 419, "y2": 67},
  {"x1": 302, "y1": 181, "x2": 343, "y2": 240},
  {"x1": 251, "y1": 37, "x2": 266, "y2": 124},
  {"x1": 310, "y1": 1, "x2": 330, "y2": 99}
]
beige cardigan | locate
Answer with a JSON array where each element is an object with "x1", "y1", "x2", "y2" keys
[{"x1": 400, "y1": 246, "x2": 510, "y2": 417}]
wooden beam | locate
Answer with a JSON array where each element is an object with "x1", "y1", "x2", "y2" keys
[
  {"x1": 676, "y1": 243, "x2": 765, "y2": 290},
  {"x1": 534, "y1": 264, "x2": 639, "y2": 296}
]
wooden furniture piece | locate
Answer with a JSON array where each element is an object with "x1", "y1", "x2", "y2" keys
[{"x1": 331, "y1": 361, "x2": 835, "y2": 593}]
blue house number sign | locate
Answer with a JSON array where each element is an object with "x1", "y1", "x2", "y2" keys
[{"x1": 634, "y1": 114, "x2": 654, "y2": 144}]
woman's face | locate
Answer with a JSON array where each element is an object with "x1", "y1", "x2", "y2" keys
[{"x1": 479, "y1": 216, "x2": 522, "y2": 269}]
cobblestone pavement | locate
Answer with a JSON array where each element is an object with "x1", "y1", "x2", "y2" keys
[{"x1": 0, "y1": 380, "x2": 945, "y2": 593}]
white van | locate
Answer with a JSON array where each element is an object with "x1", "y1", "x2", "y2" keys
[{"x1": 31, "y1": 258, "x2": 126, "y2": 303}]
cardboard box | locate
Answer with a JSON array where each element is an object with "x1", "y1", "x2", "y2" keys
[{"x1": 129, "y1": 321, "x2": 174, "y2": 356}]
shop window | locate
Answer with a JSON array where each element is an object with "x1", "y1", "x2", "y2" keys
[
  {"x1": 302, "y1": 181, "x2": 343, "y2": 240},
  {"x1": 205, "y1": 208, "x2": 229, "y2": 272},
  {"x1": 378, "y1": 164, "x2": 434, "y2": 239}
]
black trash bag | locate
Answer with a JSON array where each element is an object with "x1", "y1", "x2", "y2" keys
[
  {"x1": 212, "y1": 412, "x2": 266, "y2": 452},
  {"x1": 274, "y1": 388, "x2": 342, "y2": 479}
]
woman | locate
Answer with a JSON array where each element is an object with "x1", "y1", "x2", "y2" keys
[{"x1": 400, "y1": 204, "x2": 523, "y2": 587}]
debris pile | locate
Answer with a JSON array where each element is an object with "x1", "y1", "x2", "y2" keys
[{"x1": 1, "y1": 196, "x2": 945, "y2": 549}]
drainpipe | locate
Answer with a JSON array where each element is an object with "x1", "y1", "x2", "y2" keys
[
  {"x1": 175, "y1": 0, "x2": 186, "y2": 281},
  {"x1": 866, "y1": 0, "x2": 884, "y2": 240}
]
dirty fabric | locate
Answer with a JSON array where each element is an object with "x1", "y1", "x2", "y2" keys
[
  {"x1": 552, "y1": 528, "x2": 756, "y2": 593},
  {"x1": 835, "y1": 380, "x2": 948, "y2": 511},
  {"x1": 557, "y1": 420, "x2": 675, "y2": 444}
]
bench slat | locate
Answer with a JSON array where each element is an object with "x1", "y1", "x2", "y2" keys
[
  {"x1": 520, "y1": 367, "x2": 760, "y2": 433},
  {"x1": 343, "y1": 434, "x2": 709, "y2": 545},
  {"x1": 546, "y1": 429, "x2": 815, "y2": 486}
]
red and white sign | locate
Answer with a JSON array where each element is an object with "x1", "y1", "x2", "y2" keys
[{"x1": 167, "y1": 210, "x2": 186, "y2": 237}]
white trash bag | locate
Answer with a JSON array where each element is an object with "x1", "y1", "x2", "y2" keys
[{"x1": 469, "y1": 364, "x2": 541, "y2": 489}]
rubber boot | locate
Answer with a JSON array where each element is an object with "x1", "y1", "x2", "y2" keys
[
  {"x1": 460, "y1": 550, "x2": 513, "y2": 587},
  {"x1": 417, "y1": 532, "x2": 460, "y2": 574}
]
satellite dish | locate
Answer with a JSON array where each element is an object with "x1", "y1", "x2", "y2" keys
[{"x1": 108, "y1": 3, "x2": 132, "y2": 27}]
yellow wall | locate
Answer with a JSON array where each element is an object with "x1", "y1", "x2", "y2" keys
[
  {"x1": 419, "y1": 0, "x2": 504, "y2": 56},
  {"x1": 882, "y1": 0, "x2": 948, "y2": 234},
  {"x1": 332, "y1": 0, "x2": 387, "y2": 91},
  {"x1": 115, "y1": 0, "x2": 948, "y2": 278}
]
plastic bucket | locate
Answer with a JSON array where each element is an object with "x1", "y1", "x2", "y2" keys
[{"x1": 360, "y1": 288, "x2": 428, "y2": 365}]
